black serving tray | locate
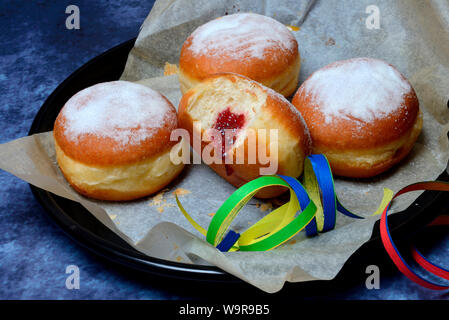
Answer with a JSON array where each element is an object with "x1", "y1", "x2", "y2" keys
[{"x1": 28, "y1": 38, "x2": 449, "y2": 286}]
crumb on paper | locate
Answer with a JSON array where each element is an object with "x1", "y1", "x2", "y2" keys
[
  {"x1": 109, "y1": 214, "x2": 117, "y2": 220},
  {"x1": 173, "y1": 188, "x2": 191, "y2": 197},
  {"x1": 325, "y1": 37, "x2": 336, "y2": 46},
  {"x1": 149, "y1": 190, "x2": 165, "y2": 206},
  {"x1": 149, "y1": 189, "x2": 167, "y2": 206},
  {"x1": 255, "y1": 202, "x2": 273, "y2": 211},
  {"x1": 208, "y1": 212, "x2": 215, "y2": 217},
  {"x1": 149, "y1": 189, "x2": 175, "y2": 213},
  {"x1": 176, "y1": 256, "x2": 183, "y2": 262},
  {"x1": 289, "y1": 240, "x2": 297, "y2": 245},
  {"x1": 163, "y1": 62, "x2": 178, "y2": 76},
  {"x1": 286, "y1": 25, "x2": 300, "y2": 31},
  {"x1": 259, "y1": 202, "x2": 273, "y2": 212},
  {"x1": 156, "y1": 201, "x2": 175, "y2": 213}
]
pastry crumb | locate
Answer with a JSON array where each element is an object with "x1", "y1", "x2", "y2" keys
[
  {"x1": 325, "y1": 37, "x2": 336, "y2": 46},
  {"x1": 109, "y1": 214, "x2": 117, "y2": 220},
  {"x1": 156, "y1": 201, "x2": 175, "y2": 213},
  {"x1": 149, "y1": 189, "x2": 175, "y2": 213},
  {"x1": 259, "y1": 202, "x2": 273, "y2": 212},
  {"x1": 286, "y1": 25, "x2": 300, "y2": 31},
  {"x1": 175, "y1": 256, "x2": 183, "y2": 262},
  {"x1": 164, "y1": 62, "x2": 178, "y2": 76},
  {"x1": 208, "y1": 212, "x2": 215, "y2": 217},
  {"x1": 149, "y1": 189, "x2": 169, "y2": 206},
  {"x1": 173, "y1": 188, "x2": 191, "y2": 196}
]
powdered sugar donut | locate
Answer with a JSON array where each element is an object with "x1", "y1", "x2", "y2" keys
[
  {"x1": 292, "y1": 58, "x2": 422, "y2": 178},
  {"x1": 54, "y1": 81, "x2": 185, "y2": 201},
  {"x1": 179, "y1": 13, "x2": 300, "y2": 97}
]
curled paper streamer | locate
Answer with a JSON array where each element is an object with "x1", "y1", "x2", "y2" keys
[
  {"x1": 177, "y1": 154, "x2": 392, "y2": 251},
  {"x1": 176, "y1": 154, "x2": 449, "y2": 289},
  {"x1": 177, "y1": 175, "x2": 317, "y2": 251},
  {"x1": 380, "y1": 182, "x2": 449, "y2": 290}
]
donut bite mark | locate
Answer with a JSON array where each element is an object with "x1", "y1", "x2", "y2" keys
[{"x1": 178, "y1": 73, "x2": 312, "y2": 198}]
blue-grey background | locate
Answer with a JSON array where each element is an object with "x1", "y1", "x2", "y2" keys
[{"x1": 0, "y1": 0, "x2": 448, "y2": 299}]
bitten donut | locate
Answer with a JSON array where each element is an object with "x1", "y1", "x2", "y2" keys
[
  {"x1": 178, "y1": 73, "x2": 312, "y2": 198},
  {"x1": 292, "y1": 58, "x2": 422, "y2": 178},
  {"x1": 53, "y1": 81, "x2": 185, "y2": 201},
  {"x1": 179, "y1": 13, "x2": 300, "y2": 97}
]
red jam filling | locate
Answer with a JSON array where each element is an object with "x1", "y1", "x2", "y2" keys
[{"x1": 212, "y1": 107, "x2": 246, "y2": 175}]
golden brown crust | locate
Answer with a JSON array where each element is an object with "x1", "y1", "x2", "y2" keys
[
  {"x1": 292, "y1": 79, "x2": 419, "y2": 150},
  {"x1": 179, "y1": 54, "x2": 301, "y2": 97},
  {"x1": 59, "y1": 165, "x2": 182, "y2": 202},
  {"x1": 291, "y1": 58, "x2": 422, "y2": 178},
  {"x1": 323, "y1": 111, "x2": 423, "y2": 178},
  {"x1": 180, "y1": 39, "x2": 299, "y2": 83},
  {"x1": 164, "y1": 62, "x2": 179, "y2": 76},
  {"x1": 60, "y1": 169, "x2": 173, "y2": 201},
  {"x1": 55, "y1": 139, "x2": 185, "y2": 201},
  {"x1": 53, "y1": 82, "x2": 178, "y2": 167},
  {"x1": 53, "y1": 81, "x2": 185, "y2": 201},
  {"x1": 178, "y1": 73, "x2": 311, "y2": 198},
  {"x1": 264, "y1": 91, "x2": 311, "y2": 152},
  {"x1": 179, "y1": 13, "x2": 300, "y2": 96}
]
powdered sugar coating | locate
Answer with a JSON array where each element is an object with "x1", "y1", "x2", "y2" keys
[
  {"x1": 187, "y1": 13, "x2": 296, "y2": 60},
  {"x1": 61, "y1": 81, "x2": 174, "y2": 146},
  {"x1": 301, "y1": 58, "x2": 412, "y2": 124}
]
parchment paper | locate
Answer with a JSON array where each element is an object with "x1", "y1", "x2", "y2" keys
[{"x1": 1, "y1": 0, "x2": 449, "y2": 293}]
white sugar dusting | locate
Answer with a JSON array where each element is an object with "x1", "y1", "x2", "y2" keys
[
  {"x1": 188, "y1": 13, "x2": 295, "y2": 60},
  {"x1": 302, "y1": 58, "x2": 411, "y2": 124},
  {"x1": 62, "y1": 81, "x2": 172, "y2": 146}
]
